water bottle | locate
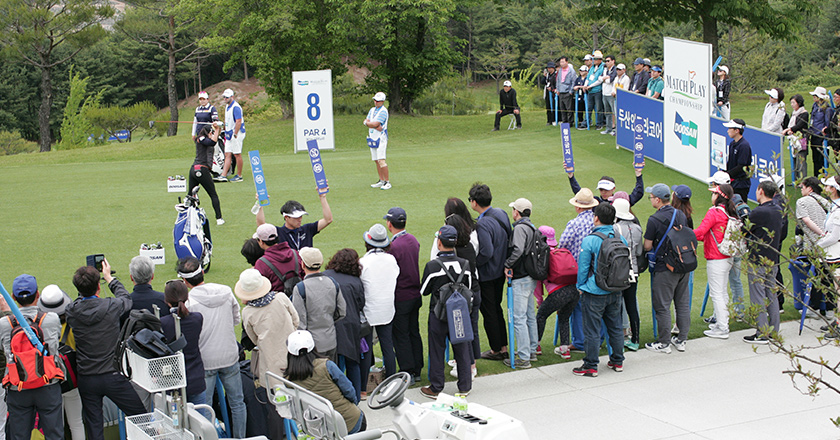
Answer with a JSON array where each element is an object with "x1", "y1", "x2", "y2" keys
[{"x1": 454, "y1": 393, "x2": 468, "y2": 413}]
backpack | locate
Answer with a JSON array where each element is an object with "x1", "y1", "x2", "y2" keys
[
  {"x1": 712, "y1": 207, "x2": 746, "y2": 257},
  {"x1": 781, "y1": 112, "x2": 790, "y2": 132},
  {"x1": 294, "y1": 276, "x2": 344, "y2": 321},
  {"x1": 2, "y1": 313, "x2": 64, "y2": 391},
  {"x1": 663, "y1": 224, "x2": 699, "y2": 273},
  {"x1": 521, "y1": 223, "x2": 550, "y2": 280},
  {"x1": 431, "y1": 260, "x2": 473, "y2": 322},
  {"x1": 547, "y1": 248, "x2": 578, "y2": 286},
  {"x1": 589, "y1": 232, "x2": 634, "y2": 292},
  {"x1": 114, "y1": 309, "x2": 163, "y2": 376},
  {"x1": 259, "y1": 252, "x2": 303, "y2": 297},
  {"x1": 126, "y1": 328, "x2": 186, "y2": 359}
]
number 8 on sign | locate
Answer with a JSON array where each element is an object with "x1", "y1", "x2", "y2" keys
[{"x1": 307, "y1": 93, "x2": 321, "y2": 121}]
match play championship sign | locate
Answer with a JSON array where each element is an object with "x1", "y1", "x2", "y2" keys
[
  {"x1": 292, "y1": 70, "x2": 335, "y2": 153},
  {"x1": 663, "y1": 38, "x2": 712, "y2": 182}
]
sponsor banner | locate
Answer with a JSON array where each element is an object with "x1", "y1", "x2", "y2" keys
[
  {"x1": 616, "y1": 89, "x2": 664, "y2": 164},
  {"x1": 561, "y1": 123, "x2": 574, "y2": 172},
  {"x1": 663, "y1": 37, "x2": 712, "y2": 182},
  {"x1": 249, "y1": 150, "x2": 270, "y2": 207},
  {"x1": 307, "y1": 140, "x2": 329, "y2": 194},
  {"x1": 292, "y1": 70, "x2": 335, "y2": 153},
  {"x1": 709, "y1": 116, "x2": 783, "y2": 202}
]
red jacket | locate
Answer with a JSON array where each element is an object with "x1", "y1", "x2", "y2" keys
[{"x1": 694, "y1": 206, "x2": 730, "y2": 260}]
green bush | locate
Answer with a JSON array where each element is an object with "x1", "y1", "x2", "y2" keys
[
  {"x1": 413, "y1": 73, "x2": 489, "y2": 116},
  {"x1": 86, "y1": 101, "x2": 157, "y2": 143},
  {"x1": 787, "y1": 64, "x2": 840, "y2": 91},
  {"x1": 57, "y1": 67, "x2": 102, "y2": 150},
  {"x1": 0, "y1": 131, "x2": 38, "y2": 156}
]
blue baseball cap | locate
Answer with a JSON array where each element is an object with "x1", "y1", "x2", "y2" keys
[
  {"x1": 383, "y1": 207, "x2": 407, "y2": 222},
  {"x1": 436, "y1": 225, "x2": 458, "y2": 247},
  {"x1": 645, "y1": 183, "x2": 671, "y2": 199},
  {"x1": 633, "y1": 57, "x2": 645, "y2": 65},
  {"x1": 671, "y1": 184, "x2": 692, "y2": 200},
  {"x1": 651, "y1": 65, "x2": 662, "y2": 72},
  {"x1": 12, "y1": 274, "x2": 37, "y2": 298}
]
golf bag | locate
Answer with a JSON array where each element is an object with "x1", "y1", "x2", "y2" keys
[
  {"x1": 173, "y1": 186, "x2": 213, "y2": 272},
  {"x1": 211, "y1": 136, "x2": 225, "y2": 177}
]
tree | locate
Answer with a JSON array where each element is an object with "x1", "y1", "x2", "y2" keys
[
  {"x1": 86, "y1": 101, "x2": 156, "y2": 143},
  {"x1": 117, "y1": 2, "x2": 209, "y2": 136},
  {"x1": 57, "y1": 67, "x2": 102, "y2": 150},
  {"x1": 0, "y1": 0, "x2": 114, "y2": 152},
  {"x1": 477, "y1": 38, "x2": 519, "y2": 92},
  {"x1": 352, "y1": 0, "x2": 464, "y2": 113},
  {"x1": 581, "y1": 0, "x2": 818, "y2": 60}
]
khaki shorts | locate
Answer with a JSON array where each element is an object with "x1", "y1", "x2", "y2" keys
[
  {"x1": 370, "y1": 137, "x2": 387, "y2": 161},
  {"x1": 226, "y1": 132, "x2": 245, "y2": 154}
]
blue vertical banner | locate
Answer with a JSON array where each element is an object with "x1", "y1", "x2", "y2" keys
[
  {"x1": 634, "y1": 116, "x2": 645, "y2": 169},
  {"x1": 561, "y1": 123, "x2": 574, "y2": 171},
  {"x1": 307, "y1": 139, "x2": 329, "y2": 193},
  {"x1": 249, "y1": 151, "x2": 270, "y2": 207}
]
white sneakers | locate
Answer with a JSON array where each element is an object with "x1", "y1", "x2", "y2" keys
[
  {"x1": 645, "y1": 342, "x2": 671, "y2": 354},
  {"x1": 670, "y1": 336, "x2": 686, "y2": 352},
  {"x1": 704, "y1": 327, "x2": 730, "y2": 339},
  {"x1": 371, "y1": 180, "x2": 384, "y2": 188},
  {"x1": 216, "y1": 219, "x2": 225, "y2": 226},
  {"x1": 380, "y1": 181, "x2": 392, "y2": 190}
]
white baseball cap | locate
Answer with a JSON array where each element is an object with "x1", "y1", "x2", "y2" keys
[
  {"x1": 583, "y1": 54, "x2": 593, "y2": 61},
  {"x1": 503, "y1": 80, "x2": 512, "y2": 87},
  {"x1": 822, "y1": 176, "x2": 840, "y2": 191},
  {"x1": 718, "y1": 65, "x2": 729, "y2": 74},
  {"x1": 579, "y1": 65, "x2": 589, "y2": 72},
  {"x1": 198, "y1": 91, "x2": 209, "y2": 99},
  {"x1": 222, "y1": 88, "x2": 234, "y2": 98},
  {"x1": 616, "y1": 63, "x2": 626, "y2": 70},
  {"x1": 597, "y1": 179, "x2": 616, "y2": 191},
  {"x1": 373, "y1": 92, "x2": 387, "y2": 102},
  {"x1": 706, "y1": 170, "x2": 731, "y2": 185},
  {"x1": 287, "y1": 330, "x2": 316, "y2": 355},
  {"x1": 764, "y1": 89, "x2": 779, "y2": 100}
]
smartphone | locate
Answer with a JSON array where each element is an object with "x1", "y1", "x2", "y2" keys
[{"x1": 86, "y1": 254, "x2": 105, "y2": 272}]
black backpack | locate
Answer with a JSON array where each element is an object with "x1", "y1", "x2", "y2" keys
[
  {"x1": 663, "y1": 224, "x2": 699, "y2": 273},
  {"x1": 781, "y1": 111, "x2": 790, "y2": 132},
  {"x1": 521, "y1": 223, "x2": 550, "y2": 280},
  {"x1": 259, "y1": 252, "x2": 303, "y2": 297},
  {"x1": 114, "y1": 309, "x2": 162, "y2": 375},
  {"x1": 589, "y1": 231, "x2": 634, "y2": 292},
  {"x1": 432, "y1": 260, "x2": 472, "y2": 322}
]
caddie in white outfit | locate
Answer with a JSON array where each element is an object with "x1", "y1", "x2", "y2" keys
[
  {"x1": 365, "y1": 92, "x2": 391, "y2": 190},
  {"x1": 219, "y1": 88, "x2": 246, "y2": 183}
]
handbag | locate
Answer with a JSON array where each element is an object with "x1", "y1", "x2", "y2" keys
[
  {"x1": 366, "y1": 137, "x2": 380, "y2": 149},
  {"x1": 646, "y1": 209, "x2": 677, "y2": 272},
  {"x1": 58, "y1": 325, "x2": 78, "y2": 393},
  {"x1": 711, "y1": 207, "x2": 746, "y2": 257}
]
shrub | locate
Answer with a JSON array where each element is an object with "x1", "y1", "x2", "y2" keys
[
  {"x1": 413, "y1": 73, "x2": 489, "y2": 116},
  {"x1": 0, "y1": 131, "x2": 38, "y2": 156},
  {"x1": 86, "y1": 101, "x2": 157, "y2": 143},
  {"x1": 57, "y1": 67, "x2": 102, "y2": 150}
]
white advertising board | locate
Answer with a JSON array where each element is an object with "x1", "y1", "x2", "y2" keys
[
  {"x1": 292, "y1": 70, "x2": 335, "y2": 153},
  {"x1": 663, "y1": 37, "x2": 712, "y2": 182}
]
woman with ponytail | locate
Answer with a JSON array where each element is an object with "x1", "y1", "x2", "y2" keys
[
  {"x1": 161, "y1": 279, "x2": 207, "y2": 411},
  {"x1": 694, "y1": 183, "x2": 739, "y2": 340}
]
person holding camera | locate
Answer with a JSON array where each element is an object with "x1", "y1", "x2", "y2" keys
[
  {"x1": 189, "y1": 121, "x2": 224, "y2": 226},
  {"x1": 66, "y1": 260, "x2": 146, "y2": 440}
]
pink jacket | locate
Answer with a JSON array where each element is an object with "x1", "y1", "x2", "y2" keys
[{"x1": 694, "y1": 206, "x2": 729, "y2": 260}]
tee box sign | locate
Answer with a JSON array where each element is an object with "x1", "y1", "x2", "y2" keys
[{"x1": 292, "y1": 70, "x2": 335, "y2": 153}]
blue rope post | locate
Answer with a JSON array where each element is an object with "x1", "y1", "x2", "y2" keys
[
  {"x1": 574, "y1": 93, "x2": 579, "y2": 128},
  {"x1": 584, "y1": 92, "x2": 591, "y2": 130},
  {"x1": 553, "y1": 312, "x2": 560, "y2": 346},
  {"x1": 554, "y1": 93, "x2": 559, "y2": 126},
  {"x1": 215, "y1": 376, "x2": 230, "y2": 438},
  {"x1": 700, "y1": 284, "x2": 710, "y2": 317},
  {"x1": 507, "y1": 280, "x2": 515, "y2": 369}
]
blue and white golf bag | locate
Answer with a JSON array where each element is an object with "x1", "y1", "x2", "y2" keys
[{"x1": 173, "y1": 187, "x2": 212, "y2": 272}]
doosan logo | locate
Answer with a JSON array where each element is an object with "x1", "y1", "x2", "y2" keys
[{"x1": 673, "y1": 112, "x2": 698, "y2": 148}]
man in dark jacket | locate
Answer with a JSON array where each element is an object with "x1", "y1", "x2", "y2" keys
[
  {"x1": 724, "y1": 119, "x2": 753, "y2": 202},
  {"x1": 254, "y1": 223, "x2": 304, "y2": 293},
  {"x1": 419, "y1": 225, "x2": 478, "y2": 399},
  {"x1": 125, "y1": 255, "x2": 170, "y2": 322},
  {"x1": 384, "y1": 207, "x2": 424, "y2": 383},
  {"x1": 493, "y1": 80, "x2": 521, "y2": 131},
  {"x1": 504, "y1": 198, "x2": 538, "y2": 369},
  {"x1": 541, "y1": 61, "x2": 558, "y2": 125},
  {"x1": 743, "y1": 180, "x2": 784, "y2": 344},
  {"x1": 66, "y1": 259, "x2": 146, "y2": 440},
  {"x1": 469, "y1": 183, "x2": 512, "y2": 360}
]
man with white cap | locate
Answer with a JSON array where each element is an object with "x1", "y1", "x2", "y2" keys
[
  {"x1": 219, "y1": 88, "x2": 245, "y2": 182},
  {"x1": 177, "y1": 256, "x2": 246, "y2": 438},
  {"x1": 565, "y1": 167, "x2": 645, "y2": 206},
  {"x1": 493, "y1": 80, "x2": 521, "y2": 131},
  {"x1": 761, "y1": 88, "x2": 786, "y2": 134},
  {"x1": 613, "y1": 63, "x2": 630, "y2": 98},
  {"x1": 0, "y1": 274, "x2": 64, "y2": 440},
  {"x1": 584, "y1": 51, "x2": 605, "y2": 129},
  {"x1": 599, "y1": 55, "x2": 618, "y2": 134},
  {"x1": 256, "y1": 194, "x2": 333, "y2": 251},
  {"x1": 557, "y1": 188, "x2": 599, "y2": 352},
  {"x1": 365, "y1": 92, "x2": 391, "y2": 190},
  {"x1": 253, "y1": 223, "x2": 304, "y2": 294},
  {"x1": 292, "y1": 247, "x2": 346, "y2": 361},
  {"x1": 503, "y1": 198, "x2": 540, "y2": 369},
  {"x1": 192, "y1": 90, "x2": 219, "y2": 142},
  {"x1": 723, "y1": 118, "x2": 753, "y2": 202},
  {"x1": 808, "y1": 86, "x2": 834, "y2": 177}
]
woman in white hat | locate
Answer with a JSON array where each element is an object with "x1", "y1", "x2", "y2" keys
[
  {"x1": 816, "y1": 176, "x2": 840, "y2": 336},
  {"x1": 715, "y1": 66, "x2": 731, "y2": 119},
  {"x1": 760, "y1": 88, "x2": 786, "y2": 134},
  {"x1": 808, "y1": 86, "x2": 833, "y2": 176},
  {"x1": 694, "y1": 184, "x2": 739, "y2": 340}
]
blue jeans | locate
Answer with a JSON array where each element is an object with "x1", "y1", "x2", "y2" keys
[
  {"x1": 571, "y1": 302, "x2": 584, "y2": 348},
  {"x1": 205, "y1": 363, "x2": 246, "y2": 438},
  {"x1": 580, "y1": 291, "x2": 625, "y2": 369},
  {"x1": 511, "y1": 276, "x2": 538, "y2": 361},
  {"x1": 729, "y1": 257, "x2": 744, "y2": 315},
  {"x1": 587, "y1": 91, "x2": 605, "y2": 126},
  {"x1": 187, "y1": 391, "x2": 211, "y2": 421}
]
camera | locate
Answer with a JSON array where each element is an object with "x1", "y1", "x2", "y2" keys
[{"x1": 86, "y1": 254, "x2": 105, "y2": 272}]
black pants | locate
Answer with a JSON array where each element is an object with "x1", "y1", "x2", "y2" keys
[
  {"x1": 558, "y1": 93, "x2": 574, "y2": 124},
  {"x1": 359, "y1": 333, "x2": 373, "y2": 393},
  {"x1": 574, "y1": 94, "x2": 587, "y2": 126},
  {"x1": 494, "y1": 108, "x2": 521, "y2": 129},
  {"x1": 478, "y1": 276, "x2": 507, "y2": 352},
  {"x1": 189, "y1": 165, "x2": 223, "y2": 219},
  {"x1": 374, "y1": 323, "x2": 396, "y2": 377},
  {"x1": 6, "y1": 383, "x2": 63, "y2": 440},
  {"x1": 428, "y1": 314, "x2": 472, "y2": 393},
  {"x1": 733, "y1": 186, "x2": 749, "y2": 204},
  {"x1": 393, "y1": 297, "x2": 424, "y2": 376},
  {"x1": 78, "y1": 372, "x2": 147, "y2": 440},
  {"x1": 536, "y1": 284, "x2": 579, "y2": 346},
  {"x1": 811, "y1": 135, "x2": 828, "y2": 176},
  {"x1": 545, "y1": 93, "x2": 558, "y2": 124},
  {"x1": 622, "y1": 283, "x2": 641, "y2": 344}
]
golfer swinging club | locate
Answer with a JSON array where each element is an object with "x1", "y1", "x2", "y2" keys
[{"x1": 189, "y1": 122, "x2": 225, "y2": 225}]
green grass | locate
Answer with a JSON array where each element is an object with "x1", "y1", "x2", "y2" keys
[{"x1": 0, "y1": 90, "x2": 806, "y2": 383}]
